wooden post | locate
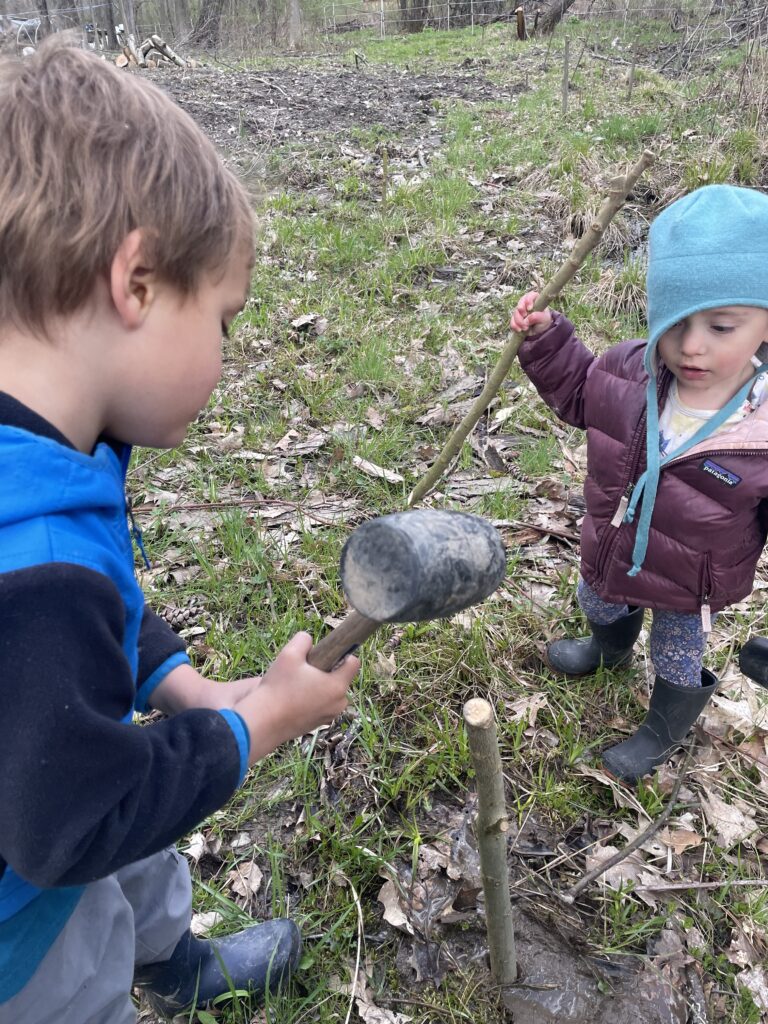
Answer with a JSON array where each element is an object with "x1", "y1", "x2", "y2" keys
[
  {"x1": 627, "y1": 52, "x2": 636, "y2": 101},
  {"x1": 463, "y1": 698, "x2": 516, "y2": 988},
  {"x1": 380, "y1": 0, "x2": 384, "y2": 38},
  {"x1": 470, "y1": 0, "x2": 474, "y2": 34},
  {"x1": 562, "y1": 36, "x2": 570, "y2": 115}
]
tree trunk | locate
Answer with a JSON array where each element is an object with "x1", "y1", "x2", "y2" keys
[
  {"x1": 287, "y1": 0, "x2": 301, "y2": 48},
  {"x1": 171, "y1": 0, "x2": 192, "y2": 39},
  {"x1": 188, "y1": 0, "x2": 224, "y2": 48},
  {"x1": 96, "y1": 0, "x2": 118, "y2": 50},
  {"x1": 37, "y1": 0, "x2": 52, "y2": 35},
  {"x1": 118, "y1": 0, "x2": 137, "y2": 39},
  {"x1": 536, "y1": 0, "x2": 578, "y2": 35}
]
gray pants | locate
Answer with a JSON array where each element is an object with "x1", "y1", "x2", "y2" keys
[{"x1": 0, "y1": 848, "x2": 191, "y2": 1024}]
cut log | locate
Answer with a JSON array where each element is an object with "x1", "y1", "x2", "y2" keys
[
  {"x1": 115, "y1": 53, "x2": 129, "y2": 67},
  {"x1": 150, "y1": 34, "x2": 187, "y2": 67},
  {"x1": 126, "y1": 33, "x2": 146, "y2": 67}
]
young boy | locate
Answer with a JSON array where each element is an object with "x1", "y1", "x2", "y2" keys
[
  {"x1": 510, "y1": 184, "x2": 768, "y2": 783},
  {"x1": 0, "y1": 39, "x2": 359, "y2": 1023}
]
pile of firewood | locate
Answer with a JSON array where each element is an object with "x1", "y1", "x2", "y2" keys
[{"x1": 114, "y1": 34, "x2": 198, "y2": 70}]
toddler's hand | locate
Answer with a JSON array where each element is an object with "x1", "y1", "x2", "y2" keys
[
  {"x1": 511, "y1": 290, "x2": 552, "y2": 336},
  {"x1": 235, "y1": 632, "x2": 359, "y2": 765}
]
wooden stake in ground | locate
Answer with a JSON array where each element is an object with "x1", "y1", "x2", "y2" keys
[
  {"x1": 463, "y1": 698, "x2": 516, "y2": 988},
  {"x1": 407, "y1": 148, "x2": 655, "y2": 507}
]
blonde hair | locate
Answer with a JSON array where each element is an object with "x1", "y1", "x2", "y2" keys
[{"x1": 0, "y1": 37, "x2": 254, "y2": 336}]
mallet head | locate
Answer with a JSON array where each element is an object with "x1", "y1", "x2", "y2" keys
[{"x1": 339, "y1": 508, "x2": 506, "y2": 623}]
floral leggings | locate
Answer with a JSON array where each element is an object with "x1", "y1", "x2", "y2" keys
[{"x1": 577, "y1": 577, "x2": 708, "y2": 688}]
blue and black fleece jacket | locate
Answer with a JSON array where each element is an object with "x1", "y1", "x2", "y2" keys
[{"x1": 0, "y1": 393, "x2": 250, "y2": 1002}]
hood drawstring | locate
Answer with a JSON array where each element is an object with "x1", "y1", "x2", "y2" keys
[{"x1": 624, "y1": 363, "x2": 768, "y2": 577}]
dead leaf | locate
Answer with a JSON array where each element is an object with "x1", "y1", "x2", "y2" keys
[
  {"x1": 727, "y1": 929, "x2": 764, "y2": 968},
  {"x1": 352, "y1": 455, "x2": 405, "y2": 484},
  {"x1": 575, "y1": 764, "x2": 649, "y2": 817},
  {"x1": 736, "y1": 965, "x2": 768, "y2": 1012},
  {"x1": 657, "y1": 826, "x2": 703, "y2": 855},
  {"x1": 506, "y1": 692, "x2": 548, "y2": 728},
  {"x1": 365, "y1": 406, "x2": 385, "y2": 431},
  {"x1": 190, "y1": 911, "x2": 224, "y2": 937},
  {"x1": 699, "y1": 789, "x2": 759, "y2": 849},
  {"x1": 585, "y1": 845, "x2": 661, "y2": 906},
  {"x1": 227, "y1": 859, "x2": 263, "y2": 899},
  {"x1": 377, "y1": 879, "x2": 414, "y2": 934}
]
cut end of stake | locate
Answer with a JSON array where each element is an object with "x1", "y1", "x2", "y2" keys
[{"x1": 463, "y1": 697, "x2": 493, "y2": 729}]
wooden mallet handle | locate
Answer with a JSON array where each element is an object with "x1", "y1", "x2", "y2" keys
[{"x1": 307, "y1": 610, "x2": 380, "y2": 671}]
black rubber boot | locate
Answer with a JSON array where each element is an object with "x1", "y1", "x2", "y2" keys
[
  {"x1": 546, "y1": 606, "x2": 644, "y2": 677},
  {"x1": 739, "y1": 636, "x2": 768, "y2": 689},
  {"x1": 134, "y1": 919, "x2": 301, "y2": 1017},
  {"x1": 601, "y1": 669, "x2": 717, "y2": 784}
]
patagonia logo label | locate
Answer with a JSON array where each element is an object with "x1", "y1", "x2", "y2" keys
[{"x1": 700, "y1": 460, "x2": 741, "y2": 487}]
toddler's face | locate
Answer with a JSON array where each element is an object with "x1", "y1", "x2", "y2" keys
[
  {"x1": 657, "y1": 305, "x2": 768, "y2": 407},
  {"x1": 106, "y1": 253, "x2": 252, "y2": 448}
]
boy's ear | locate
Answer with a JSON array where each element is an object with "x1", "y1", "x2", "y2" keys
[{"x1": 109, "y1": 229, "x2": 158, "y2": 329}]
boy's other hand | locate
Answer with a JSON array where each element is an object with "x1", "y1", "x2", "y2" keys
[
  {"x1": 235, "y1": 632, "x2": 359, "y2": 765},
  {"x1": 511, "y1": 291, "x2": 553, "y2": 337}
]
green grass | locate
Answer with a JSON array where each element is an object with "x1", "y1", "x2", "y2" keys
[{"x1": 131, "y1": 18, "x2": 768, "y2": 1024}]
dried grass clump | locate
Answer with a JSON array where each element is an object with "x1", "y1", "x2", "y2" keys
[{"x1": 584, "y1": 258, "x2": 647, "y2": 321}]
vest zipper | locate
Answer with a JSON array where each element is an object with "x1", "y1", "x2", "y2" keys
[
  {"x1": 610, "y1": 483, "x2": 634, "y2": 527},
  {"x1": 595, "y1": 410, "x2": 648, "y2": 579},
  {"x1": 700, "y1": 552, "x2": 713, "y2": 633}
]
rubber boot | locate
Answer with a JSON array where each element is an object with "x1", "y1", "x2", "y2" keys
[
  {"x1": 601, "y1": 669, "x2": 717, "y2": 784},
  {"x1": 546, "y1": 606, "x2": 644, "y2": 677},
  {"x1": 134, "y1": 919, "x2": 301, "y2": 1018},
  {"x1": 739, "y1": 636, "x2": 768, "y2": 689}
]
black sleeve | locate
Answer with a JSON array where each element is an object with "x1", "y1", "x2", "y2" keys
[
  {"x1": 0, "y1": 563, "x2": 243, "y2": 888},
  {"x1": 136, "y1": 604, "x2": 188, "y2": 687}
]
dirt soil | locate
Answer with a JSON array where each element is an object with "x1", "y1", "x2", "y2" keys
[{"x1": 155, "y1": 59, "x2": 513, "y2": 163}]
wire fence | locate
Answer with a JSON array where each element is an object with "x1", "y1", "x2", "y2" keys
[{"x1": 318, "y1": 0, "x2": 767, "y2": 39}]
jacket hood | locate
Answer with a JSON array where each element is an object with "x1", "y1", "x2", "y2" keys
[{"x1": 0, "y1": 425, "x2": 127, "y2": 531}]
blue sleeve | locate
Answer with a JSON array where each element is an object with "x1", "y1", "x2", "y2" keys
[{"x1": 217, "y1": 710, "x2": 250, "y2": 786}]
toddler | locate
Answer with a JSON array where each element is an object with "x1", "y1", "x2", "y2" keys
[{"x1": 511, "y1": 184, "x2": 768, "y2": 783}]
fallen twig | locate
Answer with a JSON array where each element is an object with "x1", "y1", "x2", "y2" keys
[
  {"x1": 560, "y1": 745, "x2": 694, "y2": 904},
  {"x1": 635, "y1": 878, "x2": 768, "y2": 894}
]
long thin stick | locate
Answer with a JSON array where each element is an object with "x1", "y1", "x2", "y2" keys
[
  {"x1": 463, "y1": 698, "x2": 517, "y2": 987},
  {"x1": 560, "y1": 744, "x2": 693, "y2": 904},
  {"x1": 407, "y1": 149, "x2": 655, "y2": 507}
]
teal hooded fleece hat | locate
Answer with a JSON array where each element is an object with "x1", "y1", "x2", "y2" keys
[
  {"x1": 624, "y1": 185, "x2": 768, "y2": 578},
  {"x1": 646, "y1": 184, "x2": 768, "y2": 354}
]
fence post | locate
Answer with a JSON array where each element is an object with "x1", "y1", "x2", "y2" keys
[
  {"x1": 446, "y1": 0, "x2": 450, "y2": 31},
  {"x1": 470, "y1": 0, "x2": 474, "y2": 34},
  {"x1": 380, "y1": 0, "x2": 384, "y2": 37},
  {"x1": 332, "y1": 0, "x2": 336, "y2": 32},
  {"x1": 562, "y1": 36, "x2": 569, "y2": 116}
]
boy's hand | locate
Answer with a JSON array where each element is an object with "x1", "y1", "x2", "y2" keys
[
  {"x1": 234, "y1": 632, "x2": 359, "y2": 765},
  {"x1": 511, "y1": 291, "x2": 553, "y2": 337}
]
